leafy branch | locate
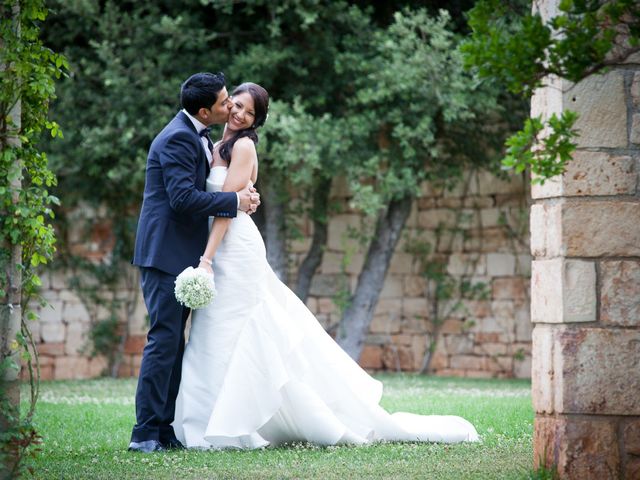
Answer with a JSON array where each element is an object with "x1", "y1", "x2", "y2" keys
[{"x1": 462, "y1": 0, "x2": 639, "y2": 181}]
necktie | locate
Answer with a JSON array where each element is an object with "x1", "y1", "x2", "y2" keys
[{"x1": 199, "y1": 127, "x2": 214, "y2": 156}]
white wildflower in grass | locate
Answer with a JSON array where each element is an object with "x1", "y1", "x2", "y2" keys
[{"x1": 174, "y1": 266, "x2": 217, "y2": 309}]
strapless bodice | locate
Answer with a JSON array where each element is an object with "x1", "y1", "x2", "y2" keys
[{"x1": 206, "y1": 166, "x2": 228, "y2": 193}]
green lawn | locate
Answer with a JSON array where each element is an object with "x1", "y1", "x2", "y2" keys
[{"x1": 23, "y1": 375, "x2": 534, "y2": 479}]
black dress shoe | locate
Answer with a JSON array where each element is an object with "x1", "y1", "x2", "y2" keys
[
  {"x1": 162, "y1": 438, "x2": 185, "y2": 450},
  {"x1": 128, "y1": 440, "x2": 165, "y2": 453}
]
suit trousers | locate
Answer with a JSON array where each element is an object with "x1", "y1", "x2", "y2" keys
[{"x1": 131, "y1": 266, "x2": 190, "y2": 443}]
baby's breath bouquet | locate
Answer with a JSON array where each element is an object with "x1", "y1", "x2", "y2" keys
[{"x1": 174, "y1": 266, "x2": 217, "y2": 309}]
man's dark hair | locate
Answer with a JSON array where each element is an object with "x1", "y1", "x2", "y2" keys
[{"x1": 180, "y1": 72, "x2": 226, "y2": 115}]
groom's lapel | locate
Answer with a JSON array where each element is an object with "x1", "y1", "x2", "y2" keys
[{"x1": 177, "y1": 111, "x2": 210, "y2": 179}]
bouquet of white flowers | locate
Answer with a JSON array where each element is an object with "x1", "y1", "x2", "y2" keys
[{"x1": 174, "y1": 266, "x2": 217, "y2": 309}]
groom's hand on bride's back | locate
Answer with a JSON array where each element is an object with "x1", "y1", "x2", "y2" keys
[{"x1": 238, "y1": 183, "x2": 260, "y2": 215}]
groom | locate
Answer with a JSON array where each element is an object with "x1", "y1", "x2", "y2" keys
[{"x1": 129, "y1": 72, "x2": 259, "y2": 453}]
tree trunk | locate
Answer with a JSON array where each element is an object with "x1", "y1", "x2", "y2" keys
[
  {"x1": 294, "y1": 176, "x2": 331, "y2": 302},
  {"x1": 337, "y1": 195, "x2": 413, "y2": 360},
  {"x1": 260, "y1": 166, "x2": 288, "y2": 282},
  {"x1": 1, "y1": 3, "x2": 22, "y2": 475}
]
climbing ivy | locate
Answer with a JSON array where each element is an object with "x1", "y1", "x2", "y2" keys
[{"x1": 0, "y1": 0, "x2": 67, "y2": 476}]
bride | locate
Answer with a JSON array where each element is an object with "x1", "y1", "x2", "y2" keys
[{"x1": 172, "y1": 82, "x2": 479, "y2": 449}]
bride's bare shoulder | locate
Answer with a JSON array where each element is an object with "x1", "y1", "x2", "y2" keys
[
  {"x1": 233, "y1": 136, "x2": 255, "y2": 148},
  {"x1": 231, "y1": 137, "x2": 257, "y2": 159}
]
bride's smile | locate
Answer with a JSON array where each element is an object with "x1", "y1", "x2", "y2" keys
[{"x1": 227, "y1": 92, "x2": 256, "y2": 131}]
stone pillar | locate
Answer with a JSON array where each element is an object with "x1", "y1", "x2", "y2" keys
[{"x1": 530, "y1": 3, "x2": 640, "y2": 478}]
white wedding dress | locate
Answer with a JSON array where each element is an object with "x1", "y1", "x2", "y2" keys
[{"x1": 173, "y1": 167, "x2": 479, "y2": 449}]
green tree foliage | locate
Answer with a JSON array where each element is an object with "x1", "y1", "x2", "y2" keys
[
  {"x1": 462, "y1": 0, "x2": 640, "y2": 181},
  {"x1": 43, "y1": 1, "x2": 518, "y2": 362},
  {"x1": 332, "y1": 8, "x2": 510, "y2": 358}
]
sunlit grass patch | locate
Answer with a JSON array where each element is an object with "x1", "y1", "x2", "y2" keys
[{"x1": 23, "y1": 374, "x2": 534, "y2": 479}]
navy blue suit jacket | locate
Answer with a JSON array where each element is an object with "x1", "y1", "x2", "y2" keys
[{"x1": 132, "y1": 111, "x2": 237, "y2": 275}]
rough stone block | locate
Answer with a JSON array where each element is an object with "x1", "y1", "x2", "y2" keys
[
  {"x1": 632, "y1": 72, "x2": 640, "y2": 107},
  {"x1": 403, "y1": 275, "x2": 426, "y2": 297},
  {"x1": 532, "y1": 325, "x2": 555, "y2": 414},
  {"x1": 444, "y1": 334, "x2": 474, "y2": 355},
  {"x1": 309, "y1": 274, "x2": 344, "y2": 297},
  {"x1": 88, "y1": 356, "x2": 108, "y2": 377},
  {"x1": 531, "y1": 259, "x2": 596, "y2": 324},
  {"x1": 564, "y1": 70, "x2": 627, "y2": 148},
  {"x1": 464, "y1": 300, "x2": 492, "y2": 318},
  {"x1": 464, "y1": 227, "x2": 511, "y2": 253},
  {"x1": 369, "y1": 313, "x2": 401, "y2": 335},
  {"x1": 374, "y1": 298, "x2": 402, "y2": 316},
  {"x1": 534, "y1": 415, "x2": 620, "y2": 480},
  {"x1": 379, "y1": 275, "x2": 403, "y2": 299},
  {"x1": 450, "y1": 355, "x2": 485, "y2": 370},
  {"x1": 402, "y1": 298, "x2": 429, "y2": 318},
  {"x1": 388, "y1": 252, "x2": 415, "y2": 275},
  {"x1": 626, "y1": 458, "x2": 640, "y2": 480},
  {"x1": 381, "y1": 345, "x2": 414, "y2": 371},
  {"x1": 417, "y1": 197, "x2": 437, "y2": 209},
  {"x1": 479, "y1": 208, "x2": 502, "y2": 228},
  {"x1": 327, "y1": 214, "x2": 361, "y2": 250},
  {"x1": 429, "y1": 349, "x2": 448, "y2": 371},
  {"x1": 487, "y1": 355, "x2": 513, "y2": 372},
  {"x1": 486, "y1": 253, "x2": 516, "y2": 276},
  {"x1": 437, "y1": 197, "x2": 463, "y2": 208},
  {"x1": 62, "y1": 301, "x2": 90, "y2": 324},
  {"x1": 623, "y1": 419, "x2": 640, "y2": 456},
  {"x1": 344, "y1": 253, "x2": 365, "y2": 275},
  {"x1": 556, "y1": 327, "x2": 640, "y2": 415},
  {"x1": 483, "y1": 343, "x2": 509, "y2": 356},
  {"x1": 513, "y1": 355, "x2": 531, "y2": 379},
  {"x1": 532, "y1": 152, "x2": 637, "y2": 198},
  {"x1": 124, "y1": 334, "x2": 147, "y2": 355},
  {"x1": 440, "y1": 317, "x2": 463, "y2": 334},
  {"x1": 40, "y1": 322, "x2": 66, "y2": 344},
  {"x1": 54, "y1": 356, "x2": 90, "y2": 380},
  {"x1": 65, "y1": 321, "x2": 87, "y2": 355},
  {"x1": 632, "y1": 113, "x2": 640, "y2": 145},
  {"x1": 447, "y1": 253, "x2": 486, "y2": 276},
  {"x1": 530, "y1": 203, "x2": 562, "y2": 258},
  {"x1": 516, "y1": 254, "x2": 532, "y2": 276},
  {"x1": 515, "y1": 305, "x2": 532, "y2": 342},
  {"x1": 37, "y1": 342, "x2": 65, "y2": 356},
  {"x1": 317, "y1": 298, "x2": 337, "y2": 314},
  {"x1": 417, "y1": 209, "x2": 457, "y2": 229},
  {"x1": 563, "y1": 201, "x2": 640, "y2": 257},
  {"x1": 320, "y1": 252, "x2": 344, "y2": 275},
  {"x1": 359, "y1": 345, "x2": 383, "y2": 370},
  {"x1": 565, "y1": 152, "x2": 637, "y2": 196},
  {"x1": 492, "y1": 277, "x2": 527, "y2": 300},
  {"x1": 38, "y1": 301, "x2": 63, "y2": 324},
  {"x1": 476, "y1": 171, "x2": 524, "y2": 196},
  {"x1": 600, "y1": 260, "x2": 640, "y2": 327}
]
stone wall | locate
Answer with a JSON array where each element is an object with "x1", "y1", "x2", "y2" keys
[
  {"x1": 530, "y1": 6, "x2": 640, "y2": 477},
  {"x1": 25, "y1": 170, "x2": 532, "y2": 381}
]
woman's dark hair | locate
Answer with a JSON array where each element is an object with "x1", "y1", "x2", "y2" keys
[
  {"x1": 180, "y1": 72, "x2": 226, "y2": 115},
  {"x1": 218, "y1": 82, "x2": 269, "y2": 164}
]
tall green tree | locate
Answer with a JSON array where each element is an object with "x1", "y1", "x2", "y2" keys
[{"x1": 332, "y1": 8, "x2": 508, "y2": 359}]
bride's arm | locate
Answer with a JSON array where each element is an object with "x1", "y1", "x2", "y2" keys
[{"x1": 198, "y1": 138, "x2": 257, "y2": 272}]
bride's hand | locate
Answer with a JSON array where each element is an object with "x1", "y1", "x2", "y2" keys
[
  {"x1": 238, "y1": 182, "x2": 260, "y2": 214},
  {"x1": 198, "y1": 260, "x2": 213, "y2": 275}
]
